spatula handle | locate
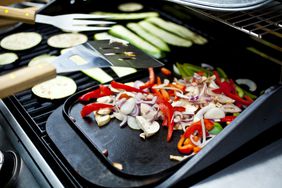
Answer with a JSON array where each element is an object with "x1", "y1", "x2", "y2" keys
[
  {"x1": 0, "y1": 63, "x2": 56, "y2": 99},
  {"x1": 0, "y1": 6, "x2": 36, "y2": 24}
]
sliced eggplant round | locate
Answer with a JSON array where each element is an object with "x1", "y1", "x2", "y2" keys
[
  {"x1": 0, "y1": 32, "x2": 42, "y2": 51},
  {"x1": 118, "y1": 2, "x2": 143, "y2": 12},
  {"x1": 0, "y1": 53, "x2": 18, "y2": 65},
  {"x1": 47, "y1": 33, "x2": 88, "y2": 48},
  {"x1": 32, "y1": 76, "x2": 77, "y2": 100},
  {"x1": 28, "y1": 54, "x2": 57, "y2": 66}
]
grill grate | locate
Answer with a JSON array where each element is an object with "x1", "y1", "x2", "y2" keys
[
  {"x1": 187, "y1": 0, "x2": 282, "y2": 40},
  {"x1": 0, "y1": 23, "x2": 120, "y2": 134}
]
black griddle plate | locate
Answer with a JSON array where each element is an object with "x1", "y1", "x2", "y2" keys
[
  {"x1": 46, "y1": 106, "x2": 173, "y2": 187},
  {"x1": 63, "y1": 86, "x2": 183, "y2": 177}
]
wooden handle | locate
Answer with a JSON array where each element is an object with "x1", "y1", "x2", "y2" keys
[
  {"x1": 0, "y1": 63, "x2": 56, "y2": 99},
  {"x1": 0, "y1": 0, "x2": 29, "y2": 6},
  {"x1": 0, "y1": 5, "x2": 36, "y2": 24}
]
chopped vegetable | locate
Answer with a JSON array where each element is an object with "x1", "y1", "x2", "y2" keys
[
  {"x1": 28, "y1": 54, "x2": 57, "y2": 66},
  {"x1": 32, "y1": 76, "x2": 77, "y2": 100},
  {"x1": 161, "y1": 67, "x2": 172, "y2": 76},
  {"x1": 139, "y1": 21, "x2": 193, "y2": 47},
  {"x1": 146, "y1": 17, "x2": 207, "y2": 45},
  {"x1": 110, "y1": 67, "x2": 137, "y2": 77},
  {"x1": 109, "y1": 25, "x2": 163, "y2": 59},
  {"x1": 140, "y1": 67, "x2": 155, "y2": 89},
  {"x1": 111, "y1": 80, "x2": 147, "y2": 93},
  {"x1": 81, "y1": 103, "x2": 114, "y2": 117},
  {"x1": 113, "y1": 162, "x2": 123, "y2": 170},
  {"x1": 118, "y1": 2, "x2": 143, "y2": 12},
  {"x1": 94, "y1": 32, "x2": 128, "y2": 44},
  {"x1": 91, "y1": 12, "x2": 159, "y2": 20},
  {"x1": 0, "y1": 53, "x2": 18, "y2": 65},
  {"x1": 82, "y1": 68, "x2": 113, "y2": 83},
  {"x1": 79, "y1": 85, "x2": 112, "y2": 102},
  {"x1": 47, "y1": 33, "x2": 87, "y2": 48},
  {"x1": 127, "y1": 22, "x2": 170, "y2": 52},
  {"x1": 236, "y1": 79, "x2": 257, "y2": 92},
  {"x1": 0, "y1": 32, "x2": 42, "y2": 51},
  {"x1": 209, "y1": 122, "x2": 223, "y2": 135}
]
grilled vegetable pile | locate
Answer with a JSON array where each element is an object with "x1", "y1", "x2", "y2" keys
[{"x1": 79, "y1": 64, "x2": 256, "y2": 158}]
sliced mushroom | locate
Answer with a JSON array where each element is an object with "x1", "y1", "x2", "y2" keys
[
  {"x1": 94, "y1": 112, "x2": 111, "y2": 127},
  {"x1": 136, "y1": 116, "x2": 160, "y2": 138},
  {"x1": 113, "y1": 112, "x2": 125, "y2": 121},
  {"x1": 127, "y1": 116, "x2": 140, "y2": 130},
  {"x1": 97, "y1": 108, "x2": 112, "y2": 115}
]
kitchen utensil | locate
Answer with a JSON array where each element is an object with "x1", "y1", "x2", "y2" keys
[
  {"x1": 0, "y1": 7, "x2": 38, "y2": 28},
  {"x1": 0, "y1": 6, "x2": 115, "y2": 32},
  {"x1": 0, "y1": 40, "x2": 164, "y2": 98}
]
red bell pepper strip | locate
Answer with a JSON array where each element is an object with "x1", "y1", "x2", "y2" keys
[
  {"x1": 173, "y1": 106, "x2": 186, "y2": 112},
  {"x1": 183, "y1": 119, "x2": 214, "y2": 138},
  {"x1": 81, "y1": 103, "x2": 114, "y2": 117},
  {"x1": 221, "y1": 116, "x2": 236, "y2": 122},
  {"x1": 161, "y1": 67, "x2": 172, "y2": 76},
  {"x1": 99, "y1": 85, "x2": 112, "y2": 96},
  {"x1": 177, "y1": 136, "x2": 194, "y2": 154},
  {"x1": 160, "y1": 89, "x2": 170, "y2": 101},
  {"x1": 140, "y1": 67, "x2": 155, "y2": 90},
  {"x1": 79, "y1": 88, "x2": 101, "y2": 102},
  {"x1": 168, "y1": 83, "x2": 186, "y2": 92},
  {"x1": 183, "y1": 121, "x2": 203, "y2": 138},
  {"x1": 213, "y1": 70, "x2": 222, "y2": 85},
  {"x1": 79, "y1": 85, "x2": 112, "y2": 102},
  {"x1": 110, "y1": 81, "x2": 147, "y2": 93},
  {"x1": 156, "y1": 96, "x2": 174, "y2": 141},
  {"x1": 223, "y1": 90, "x2": 252, "y2": 106}
]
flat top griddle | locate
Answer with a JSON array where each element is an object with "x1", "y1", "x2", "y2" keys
[{"x1": 61, "y1": 85, "x2": 183, "y2": 177}]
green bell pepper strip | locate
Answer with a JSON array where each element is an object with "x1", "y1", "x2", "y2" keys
[
  {"x1": 216, "y1": 67, "x2": 228, "y2": 80},
  {"x1": 235, "y1": 85, "x2": 244, "y2": 98},
  {"x1": 208, "y1": 122, "x2": 223, "y2": 135}
]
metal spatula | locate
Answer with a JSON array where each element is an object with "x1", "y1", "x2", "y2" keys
[
  {"x1": 0, "y1": 6, "x2": 115, "y2": 32},
  {"x1": 0, "y1": 40, "x2": 164, "y2": 98}
]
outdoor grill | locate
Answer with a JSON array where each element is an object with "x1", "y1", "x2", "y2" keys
[{"x1": 0, "y1": 0, "x2": 281, "y2": 187}]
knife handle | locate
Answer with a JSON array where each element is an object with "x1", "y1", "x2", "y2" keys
[
  {"x1": 0, "y1": 63, "x2": 56, "y2": 99},
  {"x1": 0, "y1": 6, "x2": 36, "y2": 24}
]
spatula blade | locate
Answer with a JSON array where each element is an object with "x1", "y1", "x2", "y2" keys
[
  {"x1": 53, "y1": 40, "x2": 164, "y2": 73},
  {"x1": 88, "y1": 40, "x2": 164, "y2": 69}
]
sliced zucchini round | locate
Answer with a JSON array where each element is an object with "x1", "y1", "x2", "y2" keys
[
  {"x1": 28, "y1": 54, "x2": 57, "y2": 66},
  {"x1": 32, "y1": 76, "x2": 77, "y2": 100},
  {"x1": 0, "y1": 53, "x2": 18, "y2": 65},
  {"x1": 0, "y1": 32, "x2": 42, "y2": 51},
  {"x1": 118, "y1": 2, "x2": 143, "y2": 12},
  {"x1": 47, "y1": 33, "x2": 88, "y2": 48}
]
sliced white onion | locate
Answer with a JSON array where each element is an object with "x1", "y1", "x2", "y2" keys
[
  {"x1": 173, "y1": 64, "x2": 180, "y2": 75},
  {"x1": 194, "y1": 103, "x2": 216, "y2": 120},
  {"x1": 216, "y1": 94, "x2": 235, "y2": 104},
  {"x1": 190, "y1": 135, "x2": 201, "y2": 146},
  {"x1": 120, "y1": 98, "x2": 136, "y2": 115},
  {"x1": 236, "y1": 79, "x2": 257, "y2": 92},
  {"x1": 221, "y1": 104, "x2": 242, "y2": 113},
  {"x1": 200, "y1": 118, "x2": 207, "y2": 148},
  {"x1": 204, "y1": 107, "x2": 225, "y2": 119},
  {"x1": 201, "y1": 63, "x2": 214, "y2": 70}
]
